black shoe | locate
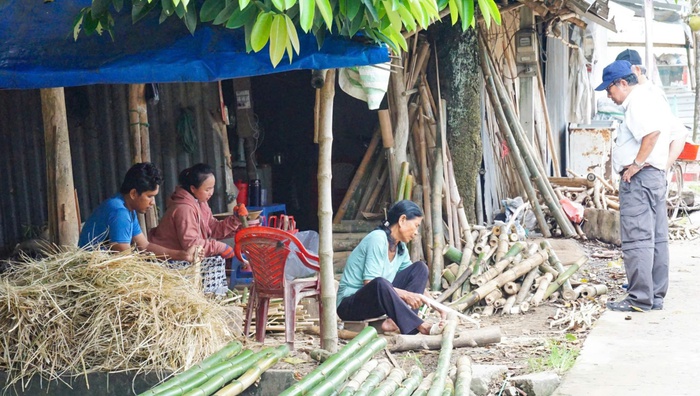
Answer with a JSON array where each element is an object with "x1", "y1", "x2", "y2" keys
[{"x1": 607, "y1": 300, "x2": 648, "y2": 312}]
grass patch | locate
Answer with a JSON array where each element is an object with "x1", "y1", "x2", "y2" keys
[{"x1": 527, "y1": 335, "x2": 580, "y2": 374}]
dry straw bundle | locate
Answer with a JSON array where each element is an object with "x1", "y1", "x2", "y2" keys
[{"x1": 0, "y1": 248, "x2": 243, "y2": 389}]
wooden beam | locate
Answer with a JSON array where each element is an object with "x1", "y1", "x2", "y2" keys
[{"x1": 41, "y1": 88, "x2": 80, "y2": 246}]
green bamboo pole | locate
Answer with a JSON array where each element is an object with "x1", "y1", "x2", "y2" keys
[
  {"x1": 153, "y1": 350, "x2": 256, "y2": 396},
  {"x1": 427, "y1": 316, "x2": 458, "y2": 396},
  {"x1": 440, "y1": 377, "x2": 454, "y2": 396},
  {"x1": 472, "y1": 242, "x2": 525, "y2": 286},
  {"x1": 540, "y1": 241, "x2": 575, "y2": 300},
  {"x1": 404, "y1": 174, "x2": 414, "y2": 201},
  {"x1": 396, "y1": 161, "x2": 409, "y2": 202},
  {"x1": 430, "y1": 88, "x2": 445, "y2": 291},
  {"x1": 139, "y1": 341, "x2": 243, "y2": 396},
  {"x1": 305, "y1": 337, "x2": 388, "y2": 396},
  {"x1": 392, "y1": 367, "x2": 423, "y2": 396},
  {"x1": 454, "y1": 356, "x2": 472, "y2": 396},
  {"x1": 280, "y1": 327, "x2": 378, "y2": 396},
  {"x1": 337, "y1": 359, "x2": 379, "y2": 396},
  {"x1": 412, "y1": 373, "x2": 435, "y2": 396},
  {"x1": 476, "y1": 37, "x2": 550, "y2": 238},
  {"x1": 367, "y1": 367, "x2": 406, "y2": 396},
  {"x1": 543, "y1": 256, "x2": 588, "y2": 299},
  {"x1": 214, "y1": 345, "x2": 289, "y2": 396},
  {"x1": 352, "y1": 361, "x2": 393, "y2": 396},
  {"x1": 180, "y1": 348, "x2": 276, "y2": 396}
]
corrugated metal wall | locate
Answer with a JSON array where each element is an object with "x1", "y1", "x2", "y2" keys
[{"x1": 0, "y1": 82, "x2": 231, "y2": 254}]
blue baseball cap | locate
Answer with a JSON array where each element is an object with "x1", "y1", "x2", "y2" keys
[
  {"x1": 615, "y1": 49, "x2": 642, "y2": 65},
  {"x1": 595, "y1": 60, "x2": 634, "y2": 91}
]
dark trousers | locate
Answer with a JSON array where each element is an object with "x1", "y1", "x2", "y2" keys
[{"x1": 337, "y1": 261, "x2": 428, "y2": 334}]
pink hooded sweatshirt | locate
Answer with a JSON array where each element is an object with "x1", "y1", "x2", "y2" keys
[{"x1": 148, "y1": 186, "x2": 242, "y2": 258}]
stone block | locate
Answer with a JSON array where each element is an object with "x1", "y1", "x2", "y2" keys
[
  {"x1": 510, "y1": 371, "x2": 561, "y2": 396},
  {"x1": 470, "y1": 364, "x2": 508, "y2": 396}
]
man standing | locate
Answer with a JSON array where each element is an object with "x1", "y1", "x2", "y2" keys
[
  {"x1": 79, "y1": 162, "x2": 196, "y2": 261},
  {"x1": 596, "y1": 60, "x2": 671, "y2": 312}
]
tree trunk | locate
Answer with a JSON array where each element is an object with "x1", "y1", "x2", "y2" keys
[
  {"x1": 386, "y1": 326, "x2": 501, "y2": 352},
  {"x1": 434, "y1": 26, "x2": 482, "y2": 225},
  {"x1": 41, "y1": 88, "x2": 80, "y2": 246},
  {"x1": 317, "y1": 69, "x2": 339, "y2": 352}
]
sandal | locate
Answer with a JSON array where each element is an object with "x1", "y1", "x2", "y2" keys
[
  {"x1": 429, "y1": 320, "x2": 446, "y2": 335},
  {"x1": 606, "y1": 299, "x2": 647, "y2": 312}
]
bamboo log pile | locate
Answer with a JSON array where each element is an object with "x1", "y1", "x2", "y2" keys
[
  {"x1": 242, "y1": 298, "x2": 318, "y2": 334},
  {"x1": 549, "y1": 171, "x2": 619, "y2": 212},
  {"x1": 437, "y1": 230, "x2": 596, "y2": 315},
  {"x1": 668, "y1": 222, "x2": 700, "y2": 240}
]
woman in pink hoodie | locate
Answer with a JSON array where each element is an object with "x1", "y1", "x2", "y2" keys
[{"x1": 149, "y1": 163, "x2": 243, "y2": 294}]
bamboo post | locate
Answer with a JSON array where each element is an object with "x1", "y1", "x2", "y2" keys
[
  {"x1": 540, "y1": 241, "x2": 575, "y2": 300},
  {"x1": 41, "y1": 88, "x2": 80, "y2": 246},
  {"x1": 427, "y1": 315, "x2": 457, "y2": 396},
  {"x1": 478, "y1": 41, "x2": 550, "y2": 237},
  {"x1": 390, "y1": 57, "x2": 411, "y2": 175},
  {"x1": 535, "y1": 62, "x2": 560, "y2": 177},
  {"x1": 333, "y1": 129, "x2": 381, "y2": 223},
  {"x1": 417, "y1": 111, "x2": 433, "y2": 267},
  {"x1": 317, "y1": 69, "x2": 338, "y2": 352},
  {"x1": 379, "y1": 109, "x2": 398, "y2": 202},
  {"x1": 430, "y1": 101, "x2": 445, "y2": 291},
  {"x1": 396, "y1": 161, "x2": 410, "y2": 202}
]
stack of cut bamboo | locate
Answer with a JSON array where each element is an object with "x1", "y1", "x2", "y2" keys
[
  {"x1": 549, "y1": 171, "x2": 619, "y2": 212},
  {"x1": 437, "y1": 230, "x2": 606, "y2": 315},
  {"x1": 668, "y1": 222, "x2": 700, "y2": 240},
  {"x1": 243, "y1": 298, "x2": 318, "y2": 334}
]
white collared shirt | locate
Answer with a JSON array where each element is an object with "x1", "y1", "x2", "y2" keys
[{"x1": 612, "y1": 84, "x2": 672, "y2": 173}]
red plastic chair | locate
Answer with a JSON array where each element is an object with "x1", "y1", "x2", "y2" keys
[{"x1": 234, "y1": 226, "x2": 321, "y2": 349}]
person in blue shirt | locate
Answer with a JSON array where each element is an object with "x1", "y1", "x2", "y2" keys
[
  {"x1": 79, "y1": 162, "x2": 195, "y2": 261},
  {"x1": 336, "y1": 200, "x2": 440, "y2": 335}
]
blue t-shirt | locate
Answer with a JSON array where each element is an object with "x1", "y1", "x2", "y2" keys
[
  {"x1": 78, "y1": 194, "x2": 142, "y2": 248},
  {"x1": 336, "y1": 229, "x2": 412, "y2": 307}
]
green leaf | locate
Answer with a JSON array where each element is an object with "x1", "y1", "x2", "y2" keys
[
  {"x1": 384, "y1": 25, "x2": 407, "y2": 51},
  {"x1": 113, "y1": 0, "x2": 124, "y2": 12},
  {"x1": 285, "y1": 38, "x2": 294, "y2": 62},
  {"x1": 395, "y1": 2, "x2": 416, "y2": 31},
  {"x1": 181, "y1": 0, "x2": 190, "y2": 9},
  {"x1": 200, "y1": 0, "x2": 226, "y2": 22},
  {"x1": 315, "y1": 0, "x2": 334, "y2": 28},
  {"x1": 485, "y1": 0, "x2": 501, "y2": 24},
  {"x1": 476, "y1": 0, "x2": 490, "y2": 28},
  {"x1": 174, "y1": 2, "x2": 187, "y2": 18},
  {"x1": 240, "y1": 0, "x2": 251, "y2": 9},
  {"x1": 407, "y1": 0, "x2": 427, "y2": 28},
  {"x1": 83, "y1": 10, "x2": 99, "y2": 33},
  {"x1": 348, "y1": 10, "x2": 364, "y2": 36},
  {"x1": 172, "y1": 0, "x2": 181, "y2": 8},
  {"x1": 299, "y1": 0, "x2": 315, "y2": 31},
  {"x1": 269, "y1": 14, "x2": 288, "y2": 66},
  {"x1": 132, "y1": 0, "x2": 159, "y2": 24},
  {"x1": 460, "y1": 0, "x2": 473, "y2": 30},
  {"x1": 418, "y1": 0, "x2": 438, "y2": 19},
  {"x1": 214, "y1": 0, "x2": 239, "y2": 24},
  {"x1": 382, "y1": 1, "x2": 402, "y2": 34},
  {"x1": 284, "y1": 0, "x2": 296, "y2": 10},
  {"x1": 374, "y1": 28, "x2": 399, "y2": 53},
  {"x1": 284, "y1": 14, "x2": 300, "y2": 54},
  {"x1": 448, "y1": 0, "x2": 458, "y2": 25},
  {"x1": 183, "y1": 0, "x2": 198, "y2": 33},
  {"x1": 72, "y1": 10, "x2": 85, "y2": 40},
  {"x1": 251, "y1": 11, "x2": 273, "y2": 51},
  {"x1": 361, "y1": 0, "x2": 379, "y2": 22},
  {"x1": 244, "y1": 18, "x2": 255, "y2": 52},
  {"x1": 346, "y1": 0, "x2": 361, "y2": 20},
  {"x1": 338, "y1": 0, "x2": 347, "y2": 14},
  {"x1": 313, "y1": 25, "x2": 326, "y2": 49},
  {"x1": 91, "y1": 0, "x2": 112, "y2": 15},
  {"x1": 226, "y1": 4, "x2": 257, "y2": 28},
  {"x1": 162, "y1": 0, "x2": 175, "y2": 17},
  {"x1": 565, "y1": 333, "x2": 578, "y2": 342},
  {"x1": 271, "y1": 0, "x2": 285, "y2": 12}
]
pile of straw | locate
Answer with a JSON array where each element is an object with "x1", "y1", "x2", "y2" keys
[{"x1": 0, "y1": 248, "x2": 242, "y2": 388}]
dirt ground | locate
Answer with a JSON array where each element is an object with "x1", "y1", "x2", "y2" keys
[{"x1": 241, "y1": 238, "x2": 627, "y2": 393}]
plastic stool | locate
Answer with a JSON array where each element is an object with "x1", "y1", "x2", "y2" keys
[{"x1": 229, "y1": 257, "x2": 253, "y2": 288}]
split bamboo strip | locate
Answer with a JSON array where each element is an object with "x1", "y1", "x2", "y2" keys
[{"x1": 477, "y1": 38, "x2": 550, "y2": 237}]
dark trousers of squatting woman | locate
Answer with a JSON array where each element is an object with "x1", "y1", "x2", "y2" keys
[{"x1": 336, "y1": 261, "x2": 428, "y2": 334}]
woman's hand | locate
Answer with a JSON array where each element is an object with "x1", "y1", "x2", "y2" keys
[{"x1": 396, "y1": 288, "x2": 423, "y2": 310}]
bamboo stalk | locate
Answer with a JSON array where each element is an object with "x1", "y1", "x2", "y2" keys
[
  {"x1": 334, "y1": 130, "x2": 381, "y2": 223},
  {"x1": 379, "y1": 109, "x2": 398, "y2": 202},
  {"x1": 213, "y1": 345, "x2": 289, "y2": 396},
  {"x1": 477, "y1": 39, "x2": 550, "y2": 237},
  {"x1": 353, "y1": 361, "x2": 393, "y2": 396},
  {"x1": 581, "y1": 284, "x2": 608, "y2": 298},
  {"x1": 430, "y1": 103, "x2": 445, "y2": 292},
  {"x1": 355, "y1": 156, "x2": 385, "y2": 220},
  {"x1": 304, "y1": 337, "x2": 388, "y2": 396},
  {"x1": 480, "y1": 36, "x2": 576, "y2": 238},
  {"x1": 535, "y1": 62, "x2": 560, "y2": 177},
  {"x1": 417, "y1": 111, "x2": 433, "y2": 267},
  {"x1": 427, "y1": 316, "x2": 458, "y2": 396},
  {"x1": 396, "y1": 162, "x2": 410, "y2": 202},
  {"x1": 501, "y1": 295, "x2": 517, "y2": 315},
  {"x1": 454, "y1": 356, "x2": 472, "y2": 396},
  {"x1": 393, "y1": 366, "x2": 424, "y2": 396},
  {"x1": 412, "y1": 373, "x2": 436, "y2": 396},
  {"x1": 540, "y1": 241, "x2": 575, "y2": 300},
  {"x1": 337, "y1": 359, "x2": 379, "y2": 396},
  {"x1": 531, "y1": 273, "x2": 554, "y2": 306},
  {"x1": 369, "y1": 367, "x2": 406, "y2": 396},
  {"x1": 471, "y1": 242, "x2": 525, "y2": 286}
]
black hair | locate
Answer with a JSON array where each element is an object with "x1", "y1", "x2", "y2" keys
[
  {"x1": 120, "y1": 162, "x2": 163, "y2": 195},
  {"x1": 178, "y1": 163, "x2": 215, "y2": 193},
  {"x1": 377, "y1": 200, "x2": 424, "y2": 256}
]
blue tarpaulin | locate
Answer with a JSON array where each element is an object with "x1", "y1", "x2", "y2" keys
[{"x1": 0, "y1": 0, "x2": 389, "y2": 89}]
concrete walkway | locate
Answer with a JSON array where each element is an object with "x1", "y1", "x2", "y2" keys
[{"x1": 554, "y1": 239, "x2": 700, "y2": 396}]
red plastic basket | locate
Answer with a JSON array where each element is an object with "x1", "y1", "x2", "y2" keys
[{"x1": 678, "y1": 142, "x2": 699, "y2": 161}]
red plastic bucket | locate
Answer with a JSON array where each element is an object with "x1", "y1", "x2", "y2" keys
[{"x1": 234, "y1": 180, "x2": 248, "y2": 205}]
